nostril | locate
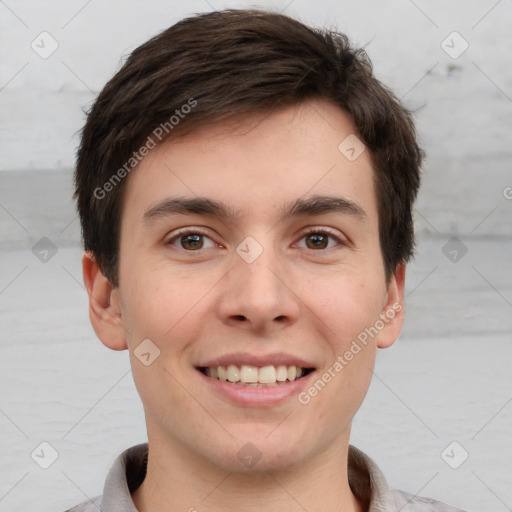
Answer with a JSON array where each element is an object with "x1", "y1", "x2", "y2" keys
[
  {"x1": 235, "y1": 315, "x2": 246, "y2": 321},
  {"x1": 274, "y1": 315, "x2": 286, "y2": 321}
]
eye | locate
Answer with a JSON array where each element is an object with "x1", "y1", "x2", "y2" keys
[
  {"x1": 166, "y1": 229, "x2": 217, "y2": 251},
  {"x1": 296, "y1": 228, "x2": 344, "y2": 250}
]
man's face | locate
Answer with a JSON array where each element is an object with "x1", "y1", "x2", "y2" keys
[{"x1": 107, "y1": 99, "x2": 404, "y2": 473}]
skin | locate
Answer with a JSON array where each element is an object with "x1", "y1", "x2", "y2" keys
[{"x1": 83, "y1": 98, "x2": 405, "y2": 512}]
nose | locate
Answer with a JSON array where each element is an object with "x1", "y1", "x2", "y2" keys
[{"x1": 215, "y1": 247, "x2": 300, "y2": 334}]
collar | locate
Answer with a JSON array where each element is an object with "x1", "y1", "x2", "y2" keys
[{"x1": 94, "y1": 443, "x2": 461, "y2": 512}]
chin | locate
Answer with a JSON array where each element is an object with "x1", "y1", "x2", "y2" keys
[
  {"x1": 203, "y1": 431, "x2": 311, "y2": 475},
  {"x1": 215, "y1": 447, "x2": 307, "y2": 475}
]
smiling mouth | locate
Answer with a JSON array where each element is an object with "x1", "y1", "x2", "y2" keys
[{"x1": 197, "y1": 364, "x2": 315, "y2": 387}]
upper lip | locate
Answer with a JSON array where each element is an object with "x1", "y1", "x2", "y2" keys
[{"x1": 197, "y1": 352, "x2": 316, "y2": 369}]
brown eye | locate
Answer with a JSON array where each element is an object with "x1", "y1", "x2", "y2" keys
[
  {"x1": 180, "y1": 233, "x2": 204, "y2": 250},
  {"x1": 167, "y1": 230, "x2": 216, "y2": 251},
  {"x1": 305, "y1": 233, "x2": 329, "y2": 249},
  {"x1": 296, "y1": 229, "x2": 343, "y2": 251}
]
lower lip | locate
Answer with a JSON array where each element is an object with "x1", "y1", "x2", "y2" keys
[{"x1": 197, "y1": 369, "x2": 316, "y2": 407}]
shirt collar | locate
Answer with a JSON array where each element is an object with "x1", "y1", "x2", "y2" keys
[{"x1": 100, "y1": 443, "x2": 394, "y2": 511}]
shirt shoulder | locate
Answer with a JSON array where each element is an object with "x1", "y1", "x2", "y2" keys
[
  {"x1": 390, "y1": 489, "x2": 466, "y2": 511},
  {"x1": 64, "y1": 495, "x2": 102, "y2": 511},
  {"x1": 348, "y1": 445, "x2": 466, "y2": 512},
  {"x1": 63, "y1": 443, "x2": 147, "y2": 512}
]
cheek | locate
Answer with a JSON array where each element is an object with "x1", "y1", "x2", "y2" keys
[
  {"x1": 121, "y1": 267, "x2": 222, "y2": 403},
  {"x1": 122, "y1": 271, "x2": 202, "y2": 412},
  {"x1": 304, "y1": 272, "x2": 385, "y2": 348},
  {"x1": 121, "y1": 262, "x2": 204, "y2": 341},
  {"x1": 312, "y1": 275, "x2": 383, "y2": 415}
]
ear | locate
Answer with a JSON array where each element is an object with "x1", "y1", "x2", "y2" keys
[
  {"x1": 82, "y1": 252, "x2": 127, "y2": 351},
  {"x1": 376, "y1": 263, "x2": 406, "y2": 349}
]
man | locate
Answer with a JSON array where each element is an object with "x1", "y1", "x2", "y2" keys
[{"x1": 71, "y1": 9, "x2": 464, "y2": 511}]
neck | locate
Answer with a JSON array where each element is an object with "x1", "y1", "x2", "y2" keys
[{"x1": 132, "y1": 432, "x2": 363, "y2": 512}]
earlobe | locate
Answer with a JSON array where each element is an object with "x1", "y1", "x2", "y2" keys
[
  {"x1": 82, "y1": 252, "x2": 127, "y2": 351},
  {"x1": 376, "y1": 263, "x2": 406, "y2": 349}
]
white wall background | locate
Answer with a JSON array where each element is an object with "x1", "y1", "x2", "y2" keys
[{"x1": 0, "y1": 1, "x2": 511, "y2": 511}]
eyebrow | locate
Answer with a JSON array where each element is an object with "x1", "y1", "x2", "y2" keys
[{"x1": 142, "y1": 194, "x2": 367, "y2": 224}]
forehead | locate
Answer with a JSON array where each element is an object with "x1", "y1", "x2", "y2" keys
[{"x1": 121, "y1": 99, "x2": 377, "y2": 226}]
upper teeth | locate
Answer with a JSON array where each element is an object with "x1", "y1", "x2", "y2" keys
[{"x1": 205, "y1": 365, "x2": 305, "y2": 384}]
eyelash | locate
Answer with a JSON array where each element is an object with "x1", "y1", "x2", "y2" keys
[{"x1": 166, "y1": 226, "x2": 346, "y2": 251}]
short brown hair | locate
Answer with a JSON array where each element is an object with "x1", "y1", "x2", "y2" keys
[{"x1": 75, "y1": 8, "x2": 423, "y2": 287}]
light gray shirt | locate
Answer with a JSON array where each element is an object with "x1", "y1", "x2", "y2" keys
[{"x1": 66, "y1": 443, "x2": 465, "y2": 511}]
